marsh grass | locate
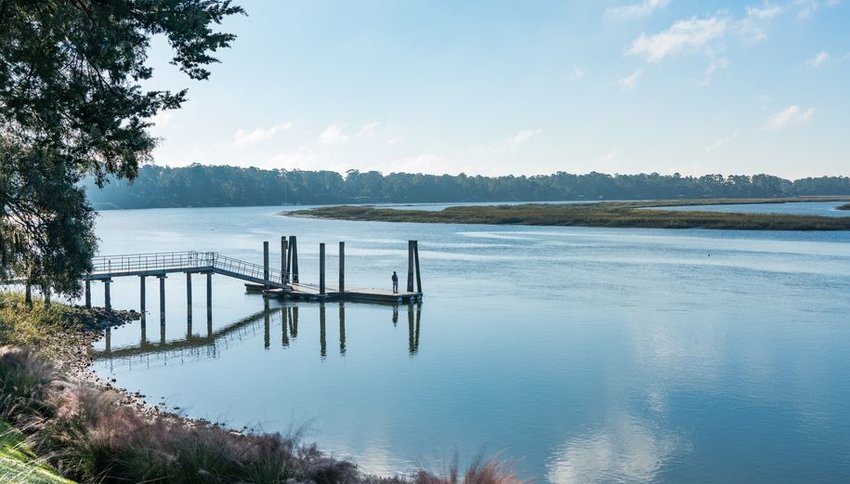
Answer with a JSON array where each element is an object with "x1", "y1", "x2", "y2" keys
[{"x1": 290, "y1": 198, "x2": 850, "y2": 230}]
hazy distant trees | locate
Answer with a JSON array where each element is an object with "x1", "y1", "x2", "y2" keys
[{"x1": 84, "y1": 165, "x2": 850, "y2": 210}]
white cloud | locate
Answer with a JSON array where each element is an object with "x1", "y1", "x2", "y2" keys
[
  {"x1": 763, "y1": 105, "x2": 815, "y2": 130},
  {"x1": 705, "y1": 131, "x2": 738, "y2": 152},
  {"x1": 806, "y1": 51, "x2": 831, "y2": 67},
  {"x1": 319, "y1": 122, "x2": 384, "y2": 144},
  {"x1": 509, "y1": 129, "x2": 542, "y2": 148},
  {"x1": 698, "y1": 56, "x2": 728, "y2": 86},
  {"x1": 565, "y1": 67, "x2": 586, "y2": 81},
  {"x1": 265, "y1": 145, "x2": 319, "y2": 170},
  {"x1": 476, "y1": 129, "x2": 542, "y2": 154},
  {"x1": 746, "y1": 1, "x2": 785, "y2": 19},
  {"x1": 598, "y1": 150, "x2": 620, "y2": 162},
  {"x1": 607, "y1": 0, "x2": 671, "y2": 19},
  {"x1": 318, "y1": 123, "x2": 350, "y2": 144},
  {"x1": 618, "y1": 69, "x2": 644, "y2": 90},
  {"x1": 150, "y1": 110, "x2": 174, "y2": 128},
  {"x1": 793, "y1": 0, "x2": 841, "y2": 20},
  {"x1": 627, "y1": 17, "x2": 727, "y2": 62},
  {"x1": 233, "y1": 122, "x2": 292, "y2": 146}
]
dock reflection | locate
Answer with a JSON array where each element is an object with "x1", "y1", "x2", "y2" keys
[{"x1": 94, "y1": 301, "x2": 423, "y2": 367}]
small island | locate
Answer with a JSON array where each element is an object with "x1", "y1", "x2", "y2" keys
[{"x1": 287, "y1": 198, "x2": 850, "y2": 231}]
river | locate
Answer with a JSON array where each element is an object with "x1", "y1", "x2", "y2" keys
[{"x1": 90, "y1": 203, "x2": 850, "y2": 483}]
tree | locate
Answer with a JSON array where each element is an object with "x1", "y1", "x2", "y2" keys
[{"x1": 0, "y1": 0, "x2": 244, "y2": 302}]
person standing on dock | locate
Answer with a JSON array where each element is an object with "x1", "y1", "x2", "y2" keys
[{"x1": 392, "y1": 271, "x2": 399, "y2": 293}]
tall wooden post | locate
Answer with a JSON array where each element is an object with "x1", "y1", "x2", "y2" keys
[
  {"x1": 291, "y1": 236, "x2": 299, "y2": 283},
  {"x1": 407, "y1": 240, "x2": 415, "y2": 293},
  {"x1": 263, "y1": 241, "x2": 270, "y2": 286},
  {"x1": 104, "y1": 279, "x2": 112, "y2": 311},
  {"x1": 139, "y1": 276, "x2": 145, "y2": 313},
  {"x1": 158, "y1": 275, "x2": 166, "y2": 322},
  {"x1": 206, "y1": 272, "x2": 212, "y2": 309},
  {"x1": 413, "y1": 240, "x2": 422, "y2": 293},
  {"x1": 286, "y1": 235, "x2": 293, "y2": 280},
  {"x1": 281, "y1": 307, "x2": 289, "y2": 347},
  {"x1": 263, "y1": 298, "x2": 270, "y2": 349},
  {"x1": 319, "y1": 243, "x2": 326, "y2": 295},
  {"x1": 84, "y1": 280, "x2": 91, "y2": 308},
  {"x1": 338, "y1": 242, "x2": 345, "y2": 294},
  {"x1": 281, "y1": 237, "x2": 288, "y2": 283},
  {"x1": 186, "y1": 272, "x2": 193, "y2": 330}
]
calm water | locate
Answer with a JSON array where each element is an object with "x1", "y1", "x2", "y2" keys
[
  {"x1": 90, "y1": 206, "x2": 850, "y2": 483},
  {"x1": 652, "y1": 201, "x2": 850, "y2": 217}
]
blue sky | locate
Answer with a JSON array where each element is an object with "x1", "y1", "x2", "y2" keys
[{"x1": 147, "y1": 0, "x2": 849, "y2": 178}]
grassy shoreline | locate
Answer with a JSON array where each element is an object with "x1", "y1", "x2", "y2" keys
[
  {"x1": 286, "y1": 197, "x2": 850, "y2": 230},
  {"x1": 0, "y1": 293, "x2": 523, "y2": 483}
]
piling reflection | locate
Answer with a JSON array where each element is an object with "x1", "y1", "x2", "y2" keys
[{"x1": 94, "y1": 301, "x2": 423, "y2": 366}]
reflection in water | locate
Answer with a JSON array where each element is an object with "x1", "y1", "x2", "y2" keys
[
  {"x1": 95, "y1": 302, "x2": 423, "y2": 366},
  {"x1": 546, "y1": 414, "x2": 688, "y2": 483}
]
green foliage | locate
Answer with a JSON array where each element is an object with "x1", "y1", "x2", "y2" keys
[
  {"x1": 0, "y1": 422, "x2": 73, "y2": 484},
  {"x1": 0, "y1": 0, "x2": 244, "y2": 299},
  {"x1": 85, "y1": 165, "x2": 850, "y2": 209}
]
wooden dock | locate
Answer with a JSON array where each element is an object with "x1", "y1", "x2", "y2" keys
[{"x1": 78, "y1": 236, "x2": 423, "y2": 317}]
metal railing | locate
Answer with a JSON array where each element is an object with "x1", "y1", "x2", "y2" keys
[{"x1": 90, "y1": 251, "x2": 288, "y2": 285}]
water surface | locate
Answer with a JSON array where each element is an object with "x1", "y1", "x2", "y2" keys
[{"x1": 90, "y1": 206, "x2": 850, "y2": 482}]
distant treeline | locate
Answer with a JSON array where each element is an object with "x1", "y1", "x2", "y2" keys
[{"x1": 83, "y1": 164, "x2": 850, "y2": 209}]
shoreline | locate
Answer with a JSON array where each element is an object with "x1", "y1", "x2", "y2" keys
[{"x1": 283, "y1": 197, "x2": 850, "y2": 231}]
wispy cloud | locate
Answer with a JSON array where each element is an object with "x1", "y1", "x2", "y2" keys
[
  {"x1": 705, "y1": 131, "x2": 738, "y2": 152},
  {"x1": 607, "y1": 0, "x2": 671, "y2": 19},
  {"x1": 627, "y1": 17, "x2": 727, "y2": 62},
  {"x1": 763, "y1": 105, "x2": 815, "y2": 130},
  {"x1": 698, "y1": 56, "x2": 728, "y2": 86},
  {"x1": 793, "y1": 0, "x2": 841, "y2": 20},
  {"x1": 234, "y1": 122, "x2": 292, "y2": 146},
  {"x1": 618, "y1": 69, "x2": 644, "y2": 90},
  {"x1": 565, "y1": 67, "x2": 586, "y2": 81},
  {"x1": 746, "y1": 1, "x2": 785, "y2": 20},
  {"x1": 475, "y1": 129, "x2": 543, "y2": 154},
  {"x1": 319, "y1": 121, "x2": 383, "y2": 144},
  {"x1": 597, "y1": 150, "x2": 620, "y2": 162},
  {"x1": 806, "y1": 51, "x2": 831, "y2": 67}
]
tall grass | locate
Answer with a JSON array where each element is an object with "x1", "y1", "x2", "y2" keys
[{"x1": 290, "y1": 199, "x2": 850, "y2": 231}]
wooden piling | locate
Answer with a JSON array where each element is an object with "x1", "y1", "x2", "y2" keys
[
  {"x1": 139, "y1": 276, "x2": 145, "y2": 313},
  {"x1": 281, "y1": 237, "x2": 288, "y2": 283},
  {"x1": 158, "y1": 275, "x2": 166, "y2": 321},
  {"x1": 319, "y1": 243, "x2": 326, "y2": 295},
  {"x1": 281, "y1": 307, "x2": 289, "y2": 347},
  {"x1": 263, "y1": 298, "x2": 270, "y2": 349},
  {"x1": 206, "y1": 272, "x2": 212, "y2": 309},
  {"x1": 291, "y1": 236, "x2": 299, "y2": 283},
  {"x1": 263, "y1": 241, "x2": 270, "y2": 286},
  {"x1": 339, "y1": 303, "x2": 346, "y2": 355},
  {"x1": 413, "y1": 240, "x2": 422, "y2": 293},
  {"x1": 407, "y1": 240, "x2": 415, "y2": 293},
  {"x1": 104, "y1": 279, "x2": 112, "y2": 311},
  {"x1": 286, "y1": 236, "x2": 293, "y2": 279},
  {"x1": 186, "y1": 272, "x2": 192, "y2": 306},
  {"x1": 84, "y1": 280, "x2": 91, "y2": 308},
  {"x1": 339, "y1": 242, "x2": 345, "y2": 294}
]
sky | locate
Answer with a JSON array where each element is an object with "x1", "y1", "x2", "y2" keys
[{"x1": 146, "y1": 0, "x2": 850, "y2": 178}]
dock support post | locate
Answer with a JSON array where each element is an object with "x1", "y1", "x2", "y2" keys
[
  {"x1": 263, "y1": 298, "x2": 270, "y2": 350},
  {"x1": 281, "y1": 237, "x2": 288, "y2": 283},
  {"x1": 158, "y1": 275, "x2": 166, "y2": 322},
  {"x1": 84, "y1": 280, "x2": 91, "y2": 308},
  {"x1": 281, "y1": 308, "x2": 289, "y2": 347},
  {"x1": 206, "y1": 272, "x2": 212, "y2": 309},
  {"x1": 291, "y1": 236, "x2": 299, "y2": 283},
  {"x1": 104, "y1": 279, "x2": 112, "y2": 311},
  {"x1": 319, "y1": 243, "x2": 326, "y2": 295},
  {"x1": 338, "y1": 242, "x2": 345, "y2": 294},
  {"x1": 139, "y1": 276, "x2": 146, "y2": 313},
  {"x1": 186, "y1": 273, "x2": 192, "y2": 306},
  {"x1": 407, "y1": 240, "x2": 415, "y2": 293},
  {"x1": 263, "y1": 241, "x2": 270, "y2": 287},
  {"x1": 413, "y1": 240, "x2": 422, "y2": 293}
]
